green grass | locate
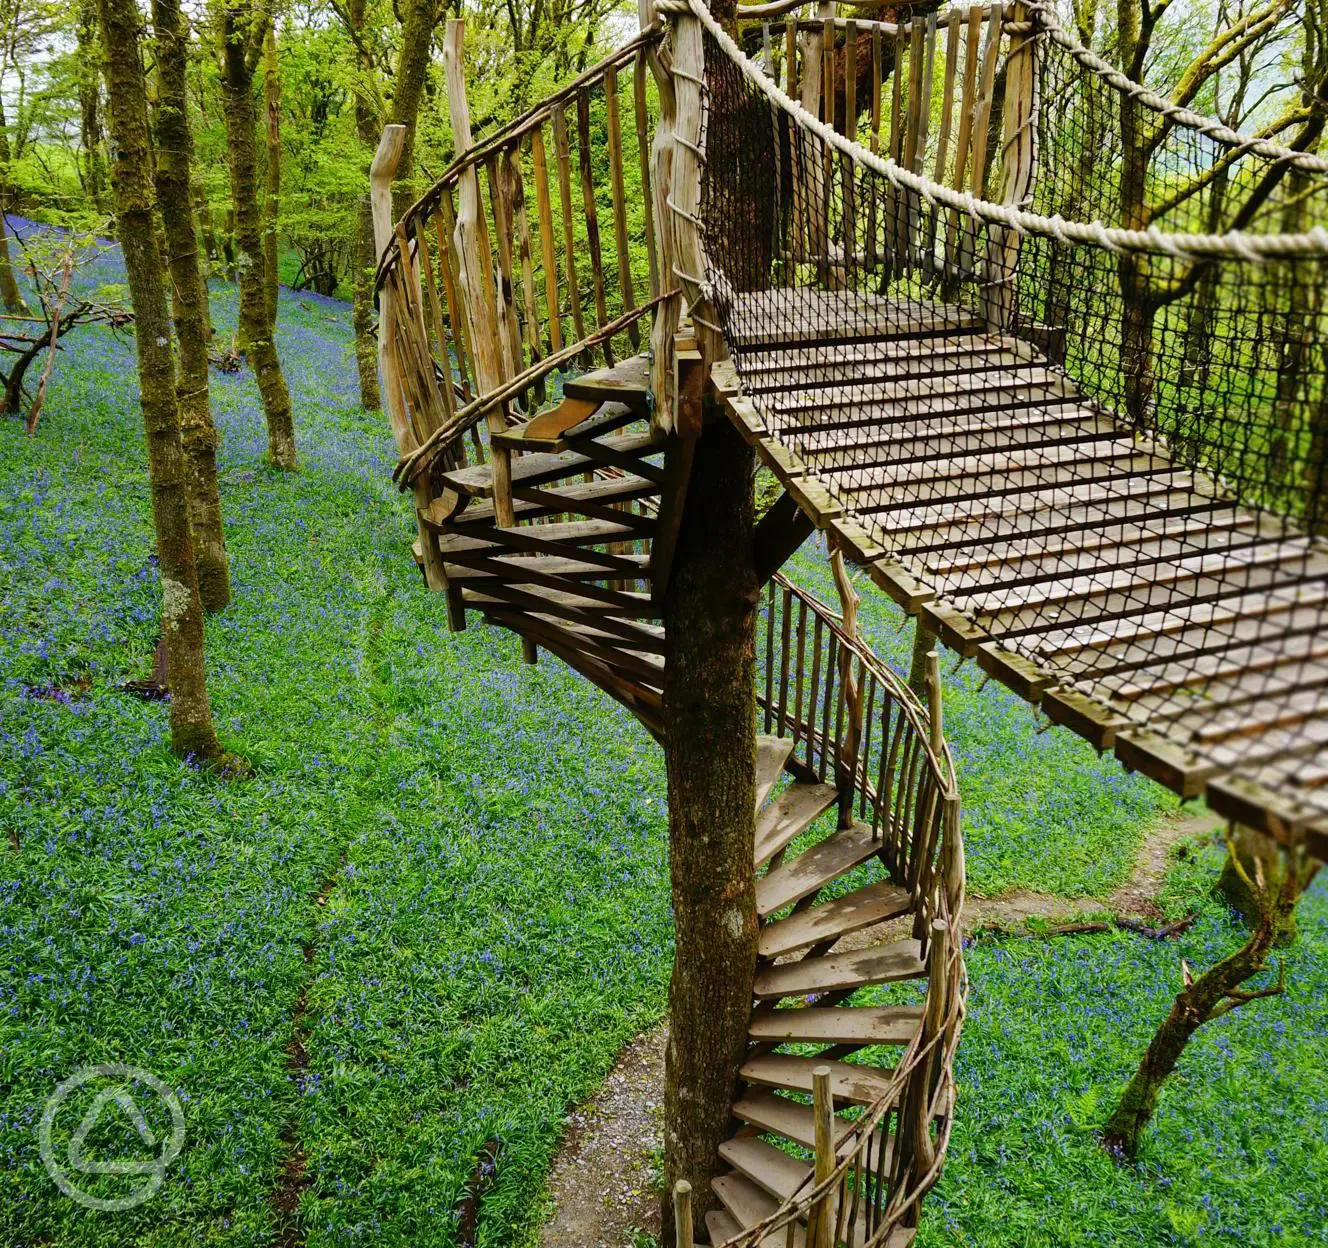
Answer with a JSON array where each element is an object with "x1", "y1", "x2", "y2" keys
[{"x1": 2, "y1": 226, "x2": 1323, "y2": 1246}]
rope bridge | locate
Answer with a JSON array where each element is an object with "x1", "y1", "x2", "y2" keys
[{"x1": 691, "y1": 0, "x2": 1328, "y2": 858}]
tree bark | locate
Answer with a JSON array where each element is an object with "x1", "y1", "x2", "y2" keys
[
  {"x1": 153, "y1": 0, "x2": 231, "y2": 612},
  {"x1": 262, "y1": 22, "x2": 281, "y2": 329},
  {"x1": 660, "y1": 417, "x2": 760, "y2": 1243},
  {"x1": 347, "y1": 0, "x2": 381, "y2": 409},
  {"x1": 388, "y1": 0, "x2": 440, "y2": 218},
  {"x1": 216, "y1": 0, "x2": 297, "y2": 469},
  {"x1": 98, "y1": 0, "x2": 223, "y2": 762}
]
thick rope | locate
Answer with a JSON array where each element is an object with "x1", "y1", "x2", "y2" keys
[
  {"x1": 1025, "y1": 1, "x2": 1328, "y2": 175},
  {"x1": 668, "y1": 0, "x2": 1328, "y2": 259}
]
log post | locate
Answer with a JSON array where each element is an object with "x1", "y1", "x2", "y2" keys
[
  {"x1": 673, "y1": 1181, "x2": 694, "y2": 1248},
  {"x1": 370, "y1": 125, "x2": 448, "y2": 592},
  {"x1": 443, "y1": 19, "x2": 515, "y2": 528},
  {"x1": 982, "y1": 0, "x2": 1038, "y2": 330},
  {"x1": 811, "y1": 1065, "x2": 836, "y2": 1248}
]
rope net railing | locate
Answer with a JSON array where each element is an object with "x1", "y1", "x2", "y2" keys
[{"x1": 692, "y1": 0, "x2": 1328, "y2": 819}]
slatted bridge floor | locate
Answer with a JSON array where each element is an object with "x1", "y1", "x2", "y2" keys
[{"x1": 715, "y1": 290, "x2": 1328, "y2": 855}]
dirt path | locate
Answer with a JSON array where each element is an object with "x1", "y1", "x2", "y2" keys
[{"x1": 538, "y1": 808, "x2": 1222, "y2": 1246}]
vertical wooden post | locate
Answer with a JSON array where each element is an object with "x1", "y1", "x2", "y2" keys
[
  {"x1": 983, "y1": 0, "x2": 1037, "y2": 329},
  {"x1": 926, "y1": 648, "x2": 943, "y2": 755},
  {"x1": 443, "y1": 18, "x2": 515, "y2": 528},
  {"x1": 369, "y1": 125, "x2": 448, "y2": 593},
  {"x1": 672, "y1": 1181, "x2": 694, "y2": 1248},
  {"x1": 811, "y1": 1065, "x2": 836, "y2": 1248}
]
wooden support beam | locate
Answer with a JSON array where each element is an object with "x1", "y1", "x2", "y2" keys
[{"x1": 755, "y1": 489, "x2": 815, "y2": 586}]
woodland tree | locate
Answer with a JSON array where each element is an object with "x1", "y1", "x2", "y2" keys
[
  {"x1": 215, "y1": 0, "x2": 297, "y2": 469},
  {"x1": 97, "y1": 0, "x2": 224, "y2": 761},
  {"x1": 153, "y1": 0, "x2": 232, "y2": 610},
  {"x1": 263, "y1": 22, "x2": 281, "y2": 328}
]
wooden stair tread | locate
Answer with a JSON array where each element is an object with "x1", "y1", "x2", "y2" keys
[
  {"x1": 429, "y1": 473, "x2": 657, "y2": 528},
  {"x1": 748, "y1": 1004, "x2": 923, "y2": 1045},
  {"x1": 439, "y1": 449, "x2": 592, "y2": 496},
  {"x1": 438, "y1": 517, "x2": 640, "y2": 555},
  {"x1": 753, "y1": 938, "x2": 925, "y2": 999},
  {"x1": 718, "y1": 1135, "x2": 811, "y2": 1203},
  {"x1": 732, "y1": 1088, "x2": 893, "y2": 1158},
  {"x1": 755, "y1": 735, "x2": 796, "y2": 811},
  {"x1": 754, "y1": 782, "x2": 839, "y2": 868},
  {"x1": 740, "y1": 1054, "x2": 898, "y2": 1105},
  {"x1": 704, "y1": 1208, "x2": 745, "y2": 1246},
  {"x1": 759, "y1": 879, "x2": 913, "y2": 959},
  {"x1": 712, "y1": 1174, "x2": 806, "y2": 1246},
  {"x1": 756, "y1": 821, "x2": 882, "y2": 917},
  {"x1": 563, "y1": 353, "x2": 651, "y2": 406},
  {"x1": 492, "y1": 399, "x2": 637, "y2": 451}
]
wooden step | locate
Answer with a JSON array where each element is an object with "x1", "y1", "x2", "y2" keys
[
  {"x1": 753, "y1": 938, "x2": 925, "y2": 999},
  {"x1": 740, "y1": 1054, "x2": 898, "y2": 1105},
  {"x1": 491, "y1": 399, "x2": 638, "y2": 452},
  {"x1": 756, "y1": 821, "x2": 883, "y2": 917},
  {"x1": 705, "y1": 1208, "x2": 745, "y2": 1247},
  {"x1": 439, "y1": 517, "x2": 640, "y2": 556},
  {"x1": 719, "y1": 1136, "x2": 812, "y2": 1204},
  {"x1": 712, "y1": 1173, "x2": 806, "y2": 1247},
  {"x1": 433, "y1": 473, "x2": 658, "y2": 530},
  {"x1": 563, "y1": 353, "x2": 651, "y2": 408},
  {"x1": 755, "y1": 735, "x2": 796, "y2": 811},
  {"x1": 748, "y1": 1004, "x2": 923, "y2": 1046},
  {"x1": 754, "y1": 782, "x2": 839, "y2": 868},
  {"x1": 732, "y1": 1088, "x2": 893, "y2": 1159},
  {"x1": 439, "y1": 449, "x2": 593, "y2": 497},
  {"x1": 759, "y1": 879, "x2": 913, "y2": 959}
]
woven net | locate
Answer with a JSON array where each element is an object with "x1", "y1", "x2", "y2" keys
[{"x1": 695, "y1": 2, "x2": 1328, "y2": 811}]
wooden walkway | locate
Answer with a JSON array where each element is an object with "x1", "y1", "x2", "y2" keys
[{"x1": 715, "y1": 291, "x2": 1328, "y2": 858}]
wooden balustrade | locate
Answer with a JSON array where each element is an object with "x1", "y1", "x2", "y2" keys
[{"x1": 374, "y1": 23, "x2": 669, "y2": 514}]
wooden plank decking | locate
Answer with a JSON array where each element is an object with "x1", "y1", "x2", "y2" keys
[{"x1": 716, "y1": 290, "x2": 1328, "y2": 855}]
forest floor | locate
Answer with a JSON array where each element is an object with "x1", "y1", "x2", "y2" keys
[{"x1": 2, "y1": 225, "x2": 1326, "y2": 1248}]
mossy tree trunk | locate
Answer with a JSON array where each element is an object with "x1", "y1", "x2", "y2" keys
[
  {"x1": 75, "y1": 0, "x2": 107, "y2": 206},
  {"x1": 1103, "y1": 834, "x2": 1320, "y2": 1160},
  {"x1": 216, "y1": 0, "x2": 297, "y2": 470},
  {"x1": 388, "y1": 0, "x2": 441, "y2": 218},
  {"x1": 660, "y1": 416, "x2": 760, "y2": 1244},
  {"x1": 153, "y1": 0, "x2": 231, "y2": 612},
  {"x1": 0, "y1": 96, "x2": 28, "y2": 316},
  {"x1": 98, "y1": 0, "x2": 223, "y2": 762},
  {"x1": 262, "y1": 23, "x2": 281, "y2": 329},
  {"x1": 347, "y1": 0, "x2": 381, "y2": 410}
]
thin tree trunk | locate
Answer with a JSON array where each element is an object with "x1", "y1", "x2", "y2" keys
[
  {"x1": 98, "y1": 0, "x2": 223, "y2": 762},
  {"x1": 0, "y1": 94, "x2": 28, "y2": 315},
  {"x1": 348, "y1": 0, "x2": 380, "y2": 409},
  {"x1": 217, "y1": 2, "x2": 297, "y2": 469},
  {"x1": 195, "y1": 181, "x2": 220, "y2": 262},
  {"x1": 153, "y1": 0, "x2": 231, "y2": 612},
  {"x1": 262, "y1": 23, "x2": 281, "y2": 329},
  {"x1": 76, "y1": 0, "x2": 107, "y2": 205},
  {"x1": 1103, "y1": 836, "x2": 1319, "y2": 1159},
  {"x1": 660, "y1": 418, "x2": 760, "y2": 1243},
  {"x1": 388, "y1": 0, "x2": 440, "y2": 218}
]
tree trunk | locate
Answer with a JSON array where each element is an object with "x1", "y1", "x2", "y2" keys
[
  {"x1": 217, "y1": 3, "x2": 297, "y2": 470},
  {"x1": 262, "y1": 23, "x2": 281, "y2": 329},
  {"x1": 76, "y1": 0, "x2": 107, "y2": 205},
  {"x1": 348, "y1": 0, "x2": 381, "y2": 410},
  {"x1": 660, "y1": 417, "x2": 760, "y2": 1244},
  {"x1": 196, "y1": 181, "x2": 220, "y2": 263},
  {"x1": 98, "y1": 0, "x2": 223, "y2": 762},
  {"x1": 153, "y1": 0, "x2": 231, "y2": 612},
  {"x1": 0, "y1": 95, "x2": 28, "y2": 315},
  {"x1": 388, "y1": 0, "x2": 440, "y2": 218},
  {"x1": 1103, "y1": 837, "x2": 1319, "y2": 1159}
]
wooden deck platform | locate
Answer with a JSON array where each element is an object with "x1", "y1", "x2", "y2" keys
[{"x1": 715, "y1": 291, "x2": 1328, "y2": 856}]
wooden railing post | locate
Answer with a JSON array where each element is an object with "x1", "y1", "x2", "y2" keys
[
  {"x1": 831, "y1": 537, "x2": 864, "y2": 828},
  {"x1": 443, "y1": 18, "x2": 516, "y2": 528},
  {"x1": 982, "y1": 0, "x2": 1038, "y2": 330},
  {"x1": 672, "y1": 1180, "x2": 694, "y2": 1248},
  {"x1": 811, "y1": 1064, "x2": 836, "y2": 1248},
  {"x1": 370, "y1": 125, "x2": 449, "y2": 594}
]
